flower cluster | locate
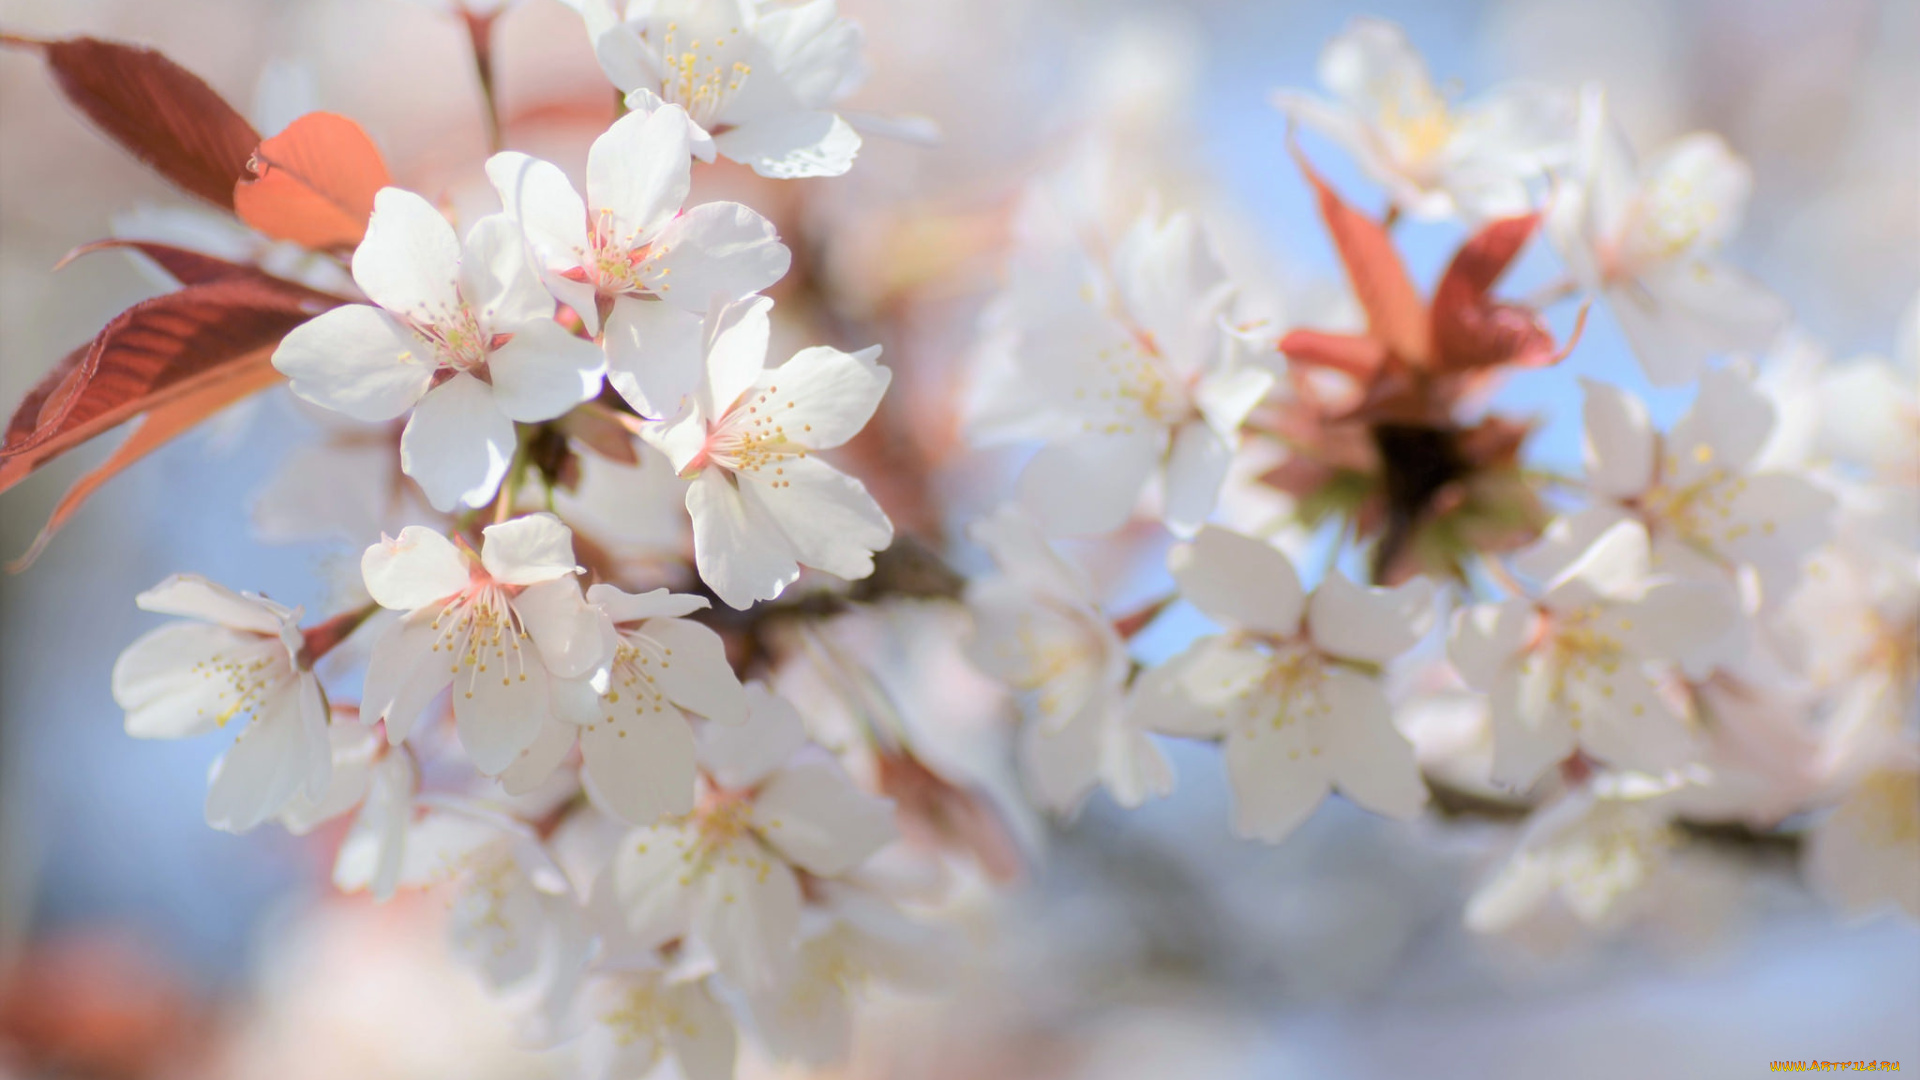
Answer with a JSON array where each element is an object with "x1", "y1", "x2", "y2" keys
[{"x1": 0, "y1": 6, "x2": 1913, "y2": 1076}]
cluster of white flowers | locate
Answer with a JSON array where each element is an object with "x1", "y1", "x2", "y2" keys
[{"x1": 73, "y1": 7, "x2": 1917, "y2": 1075}]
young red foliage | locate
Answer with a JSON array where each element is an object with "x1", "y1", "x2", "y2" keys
[
  {"x1": 234, "y1": 112, "x2": 393, "y2": 250},
  {"x1": 0, "y1": 34, "x2": 260, "y2": 210}
]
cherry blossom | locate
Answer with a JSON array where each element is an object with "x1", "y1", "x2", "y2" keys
[
  {"x1": 111, "y1": 575, "x2": 331, "y2": 833},
  {"x1": 1465, "y1": 784, "x2": 1680, "y2": 934},
  {"x1": 1129, "y1": 526, "x2": 1434, "y2": 842},
  {"x1": 359, "y1": 514, "x2": 607, "y2": 775},
  {"x1": 1805, "y1": 756, "x2": 1920, "y2": 921},
  {"x1": 1451, "y1": 520, "x2": 1736, "y2": 788},
  {"x1": 1273, "y1": 17, "x2": 1572, "y2": 221},
  {"x1": 964, "y1": 506, "x2": 1170, "y2": 814},
  {"x1": 272, "y1": 188, "x2": 605, "y2": 511},
  {"x1": 487, "y1": 103, "x2": 790, "y2": 416},
  {"x1": 563, "y1": 969, "x2": 736, "y2": 1080},
  {"x1": 505, "y1": 585, "x2": 749, "y2": 825},
  {"x1": 1548, "y1": 88, "x2": 1787, "y2": 386},
  {"x1": 975, "y1": 206, "x2": 1273, "y2": 537},
  {"x1": 1541, "y1": 369, "x2": 1837, "y2": 605},
  {"x1": 608, "y1": 684, "x2": 897, "y2": 990},
  {"x1": 641, "y1": 296, "x2": 893, "y2": 609},
  {"x1": 573, "y1": 0, "x2": 867, "y2": 178}
]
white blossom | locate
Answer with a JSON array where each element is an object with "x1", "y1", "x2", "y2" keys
[
  {"x1": 1273, "y1": 17, "x2": 1573, "y2": 221},
  {"x1": 359, "y1": 515, "x2": 606, "y2": 775},
  {"x1": 272, "y1": 188, "x2": 604, "y2": 511},
  {"x1": 642, "y1": 295, "x2": 893, "y2": 609},
  {"x1": 112, "y1": 575, "x2": 331, "y2": 833},
  {"x1": 574, "y1": 0, "x2": 867, "y2": 178},
  {"x1": 487, "y1": 103, "x2": 790, "y2": 416},
  {"x1": 1548, "y1": 87, "x2": 1787, "y2": 385},
  {"x1": 608, "y1": 684, "x2": 896, "y2": 990},
  {"x1": 1129, "y1": 526, "x2": 1434, "y2": 842},
  {"x1": 564, "y1": 969, "x2": 736, "y2": 1080}
]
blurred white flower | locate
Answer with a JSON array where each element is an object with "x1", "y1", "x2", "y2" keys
[
  {"x1": 609, "y1": 684, "x2": 896, "y2": 991},
  {"x1": 1465, "y1": 785, "x2": 1679, "y2": 934},
  {"x1": 1130, "y1": 526, "x2": 1434, "y2": 842},
  {"x1": 1548, "y1": 87, "x2": 1788, "y2": 386},
  {"x1": 1274, "y1": 17, "x2": 1573, "y2": 221},
  {"x1": 563, "y1": 969, "x2": 735, "y2": 1080},
  {"x1": 1805, "y1": 758, "x2": 1920, "y2": 921}
]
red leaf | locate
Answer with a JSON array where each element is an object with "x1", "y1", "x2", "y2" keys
[
  {"x1": 7, "y1": 352, "x2": 283, "y2": 571},
  {"x1": 1277, "y1": 329, "x2": 1389, "y2": 380},
  {"x1": 57, "y1": 239, "x2": 286, "y2": 286},
  {"x1": 0, "y1": 272, "x2": 342, "y2": 490},
  {"x1": 1289, "y1": 139, "x2": 1431, "y2": 366},
  {"x1": 234, "y1": 112, "x2": 393, "y2": 250},
  {"x1": 2, "y1": 34, "x2": 260, "y2": 209},
  {"x1": 1429, "y1": 213, "x2": 1558, "y2": 372}
]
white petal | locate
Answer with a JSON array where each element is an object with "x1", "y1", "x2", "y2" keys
[
  {"x1": 582, "y1": 708, "x2": 698, "y2": 825},
  {"x1": 133, "y1": 574, "x2": 288, "y2": 634},
  {"x1": 400, "y1": 375, "x2": 515, "y2": 511},
  {"x1": 1446, "y1": 599, "x2": 1535, "y2": 689},
  {"x1": 515, "y1": 578, "x2": 606, "y2": 679},
  {"x1": 1544, "y1": 519, "x2": 1652, "y2": 608},
  {"x1": 460, "y1": 214, "x2": 555, "y2": 333},
  {"x1": 701, "y1": 681, "x2": 808, "y2": 788},
  {"x1": 1322, "y1": 667, "x2": 1426, "y2": 819},
  {"x1": 114, "y1": 624, "x2": 274, "y2": 739},
  {"x1": 204, "y1": 683, "x2": 312, "y2": 832},
  {"x1": 1721, "y1": 475, "x2": 1836, "y2": 600},
  {"x1": 587, "y1": 585, "x2": 710, "y2": 624},
  {"x1": 1609, "y1": 580, "x2": 1738, "y2": 665},
  {"x1": 480, "y1": 512, "x2": 579, "y2": 585},
  {"x1": 687, "y1": 468, "x2": 800, "y2": 610},
  {"x1": 747, "y1": 344, "x2": 887, "y2": 451},
  {"x1": 1580, "y1": 378, "x2": 1655, "y2": 499},
  {"x1": 1161, "y1": 421, "x2": 1232, "y2": 537},
  {"x1": 487, "y1": 319, "x2": 604, "y2": 423},
  {"x1": 737, "y1": 456, "x2": 892, "y2": 583},
  {"x1": 362, "y1": 525, "x2": 469, "y2": 611},
  {"x1": 1018, "y1": 430, "x2": 1163, "y2": 537},
  {"x1": 352, "y1": 187, "x2": 463, "y2": 324},
  {"x1": 485, "y1": 151, "x2": 591, "y2": 282},
  {"x1": 664, "y1": 981, "x2": 738, "y2": 1080},
  {"x1": 752, "y1": 761, "x2": 897, "y2": 875},
  {"x1": 1127, "y1": 638, "x2": 1256, "y2": 739},
  {"x1": 1168, "y1": 525, "x2": 1305, "y2": 636},
  {"x1": 581, "y1": 0, "x2": 654, "y2": 92},
  {"x1": 360, "y1": 609, "x2": 453, "y2": 744},
  {"x1": 1667, "y1": 364, "x2": 1776, "y2": 485},
  {"x1": 1224, "y1": 724, "x2": 1330, "y2": 843},
  {"x1": 643, "y1": 617, "x2": 748, "y2": 724},
  {"x1": 713, "y1": 111, "x2": 860, "y2": 179},
  {"x1": 1566, "y1": 664, "x2": 1692, "y2": 775},
  {"x1": 1019, "y1": 705, "x2": 1102, "y2": 815},
  {"x1": 587, "y1": 106, "x2": 692, "y2": 245},
  {"x1": 499, "y1": 715, "x2": 577, "y2": 795},
  {"x1": 699, "y1": 295, "x2": 774, "y2": 420},
  {"x1": 611, "y1": 823, "x2": 701, "y2": 946},
  {"x1": 647, "y1": 202, "x2": 791, "y2": 311},
  {"x1": 451, "y1": 646, "x2": 550, "y2": 776},
  {"x1": 693, "y1": 846, "x2": 801, "y2": 990},
  {"x1": 1307, "y1": 569, "x2": 1435, "y2": 664},
  {"x1": 604, "y1": 296, "x2": 706, "y2": 418},
  {"x1": 1486, "y1": 659, "x2": 1576, "y2": 788},
  {"x1": 273, "y1": 305, "x2": 434, "y2": 421}
]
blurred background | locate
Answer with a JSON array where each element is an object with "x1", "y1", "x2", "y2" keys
[{"x1": 1, "y1": 0, "x2": 1915, "y2": 1076}]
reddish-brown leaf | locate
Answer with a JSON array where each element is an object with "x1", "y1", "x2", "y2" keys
[
  {"x1": 2, "y1": 34, "x2": 260, "y2": 209},
  {"x1": 7, "y1": 351, "x2": 283, "y2": 571},
  {"x1": 1289, "y1": 139, "x2": 1431, "y2": 366},
  {"x1": 1429, "y1": 213, "x2": 1558, "y2": 372},
  {"x1": 1276, "y1": 329, "x2": 1389, "y2": 380},
  {"x1": 234, "y1": 112, "x2": 392, "y2": 250},
  {"x1": 57, "y1": 239, "x2": 283, "y2": 286},
  {"x1": 0, "y1": 273, "x2": 342, "y2": 489}
]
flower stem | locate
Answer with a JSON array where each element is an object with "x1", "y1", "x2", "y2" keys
[{"x1": 463, "y1": 10, "x2": 503, "y2": 154}]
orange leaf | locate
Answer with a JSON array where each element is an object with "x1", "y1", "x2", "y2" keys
[
  {"x1": 1, "y1": 34, "x2": 260, "y2": 209},
  {"x1": 234, "y1": 112, "x2": 393, "y2": 250},
  {"x1": 7, "y1": 351, "x2": 283, "y2": 571},
  {"x1": 1288, "y1": 137, "x2": 1431, "y2": 366},
  {"x1": 2, "y1": 264, "x2": 343, "y2": 491}
]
